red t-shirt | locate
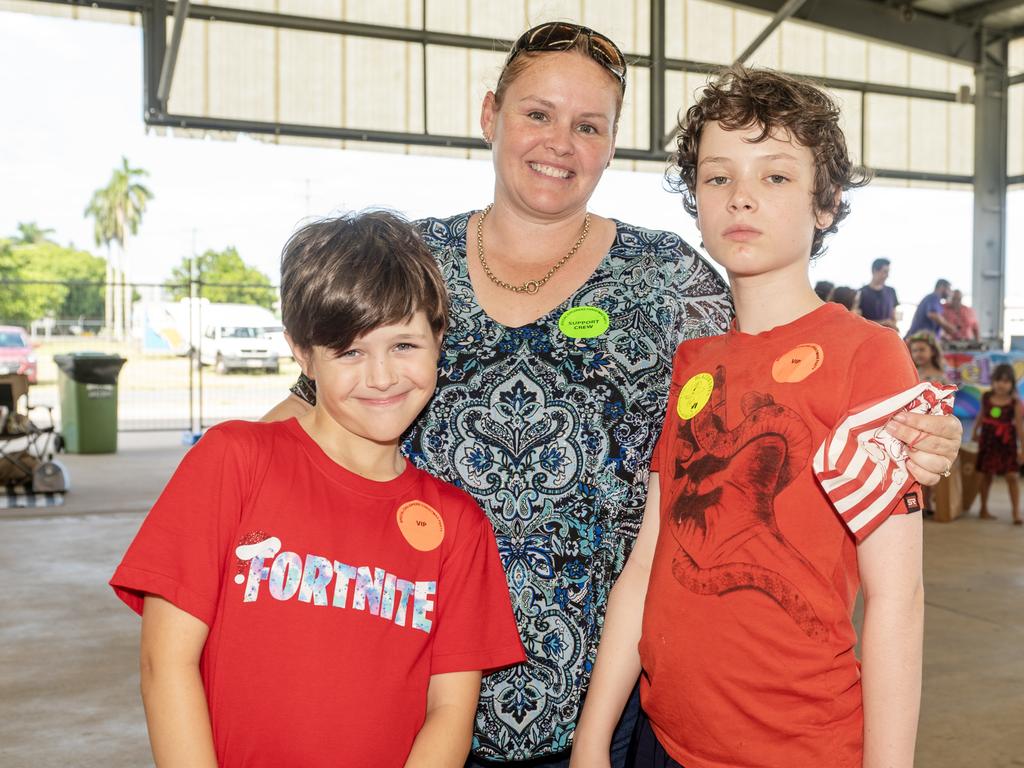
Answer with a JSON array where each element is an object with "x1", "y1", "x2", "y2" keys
[
  {"x1": 642, "y1": 303, "x2": 921, "y2": 768},
  {"x1": 111, "y1": 418, "x2": 524, "y2": 768}
]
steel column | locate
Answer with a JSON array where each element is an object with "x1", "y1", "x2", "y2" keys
[
  {"x1": 156, "y1": 0, "x2": 189, "y2": 111},
  {"x1": 141, "y1": 0, "x2": 167, "y2": 120},
  {"x1": 650, "y1": 0, "x2": 666, "y2": 155},
  {"x1": 733, "y1": 0, "x2": 807, "y2": 65},
  {"x1": 972, "y1": 32, "x2": 1009, "y2": 339}
]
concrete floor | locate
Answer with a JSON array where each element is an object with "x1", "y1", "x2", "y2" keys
[{"x1": 1, "y1": 434, "x2": 1022, "y2": 767}]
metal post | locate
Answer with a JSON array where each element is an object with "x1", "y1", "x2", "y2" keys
[
  {"x1": 649, "y1": 0, "x2": 666, "y2": 155},
  {"x1": 141, "y1": 0, "x2": 168, "y2": 120},
  {"x1": 971, "y1": 31, "x2": 1009, "y2": 341},
  {"x1": 157, "y1": 0, "x2": 190, "y2": 111},
  {"x1": 733, "y1": 0, "x2": 807, "y2": 66}
]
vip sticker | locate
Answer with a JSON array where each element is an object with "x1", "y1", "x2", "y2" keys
[
  {"x1": 396, "y1": 501, "x2": 445, "y2": 552},
  {"x1": 558, "y1": 306, "x2": 610, "y2": 339},
  {"x1": 676, "y1": 372, "x2": 714, "y2": 420},
  {"x1": 771, "y1": 343, "x2": 824, "y2": 383}
]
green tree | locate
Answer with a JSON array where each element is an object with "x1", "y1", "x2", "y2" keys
[
  {"x1": 0, "y1": 242, "x2": 105, "y2": 326},
  {"x1": 166, "y1": 247, "x2": 277, "y2": 310},
  {"x1": 84, "y1": 156, "x2": 153, "y2": 337},
  {"x1": 14, "y1": 221, "x2": 56, "y2": 244}
]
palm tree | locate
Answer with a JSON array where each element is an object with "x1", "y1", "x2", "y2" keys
[
  {"x1": 14, "y1": 222, "x2": 56, "y2": 244},
  {"x1": 84, "y1": 157, "x2": 153, "y2": 338}
]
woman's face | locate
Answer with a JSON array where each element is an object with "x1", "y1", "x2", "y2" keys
[
  {"x1": 909, "y1": 341, "x2": 932, "y2": 368},
  {"x1": 481, "y1": 51, "x2": 619, "y2": 221}
]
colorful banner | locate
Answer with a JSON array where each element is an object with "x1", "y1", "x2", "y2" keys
[{"x1": 944, "y1": 350, "x2": 1024, "y2": 422}]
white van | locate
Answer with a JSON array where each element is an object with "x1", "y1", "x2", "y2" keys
[{"x1": 199, "y1": 323, "x2": 279, "y2": 373}]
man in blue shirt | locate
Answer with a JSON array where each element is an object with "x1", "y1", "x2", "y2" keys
[
  {"x1": 857, "y1": 258, "x2": 899, "y2": 329},
  {"x1": 907, "y1": 278, "x2": 956, "y2": 339}
]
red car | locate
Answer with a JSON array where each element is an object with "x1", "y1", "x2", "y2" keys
[{"x1": 0, "y1": 326, "x2": 38, "y2": 384}]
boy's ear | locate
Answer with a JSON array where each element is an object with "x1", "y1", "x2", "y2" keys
[
  {"x1": 815, "y1": 188, "x2": 843, "y2": 230},
  {"x1": 285, "y1": 332, "x2": 313, "y2": 377}
]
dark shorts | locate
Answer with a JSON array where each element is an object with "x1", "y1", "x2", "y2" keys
[
  {"x1": 627, "y1": 711, "x2": 685, "y2": 768},
  {"x1": 465, "y1": 681, "x2": 642, "y2": 768}
]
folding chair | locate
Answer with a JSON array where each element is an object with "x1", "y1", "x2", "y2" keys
[{"x1": 0, "y1": 374, "x2": 66, "y2": 494}]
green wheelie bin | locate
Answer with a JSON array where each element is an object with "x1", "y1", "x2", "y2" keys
[{"x1": 54, "y1": 352, "x2": 127, "y2": 453}]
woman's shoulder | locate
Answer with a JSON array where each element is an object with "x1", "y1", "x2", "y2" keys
[
  {"x1": 415, "y1": 211, "x2": 473, "y2": 247},
  {"x1": 611, "y1": 219, "x2": 719, "y2": 271}
]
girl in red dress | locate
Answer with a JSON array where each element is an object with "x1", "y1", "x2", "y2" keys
[{"x1": 972, "y1": 364, "x2": 1023, "y2": 524}]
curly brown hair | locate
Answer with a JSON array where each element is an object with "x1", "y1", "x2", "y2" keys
[{"x1": 669, "y1": 66, "x2": 869, "y2": 258}]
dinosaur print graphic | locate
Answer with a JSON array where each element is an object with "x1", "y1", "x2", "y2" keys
[{"x1": 666, "y1": 365, "x2": 828, "y2": 642}]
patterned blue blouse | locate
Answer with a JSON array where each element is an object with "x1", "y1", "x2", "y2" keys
[{"x1": 292, "y1": 211, "x2": 732, "y2": 760}]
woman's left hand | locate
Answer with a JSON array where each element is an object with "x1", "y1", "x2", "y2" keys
[{"x1": 884, "y1": 412, "x2": 962, "y2": 486}]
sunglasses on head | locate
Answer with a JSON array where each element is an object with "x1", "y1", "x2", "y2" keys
[{"x1": 505, "y1": 22, "x2": 627, "y2": 91}]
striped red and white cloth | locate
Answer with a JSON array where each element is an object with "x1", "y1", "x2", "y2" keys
[{"x1": 813, "y1": 382, "x2": 957, "y2": 541}]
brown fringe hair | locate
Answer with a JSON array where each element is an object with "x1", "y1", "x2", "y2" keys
[{"x1": 280, "y1": 210, "x2": 448, "y2": 353}]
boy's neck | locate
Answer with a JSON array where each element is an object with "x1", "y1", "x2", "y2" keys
[
  {"x1": 298, "y1": 410, "x2": 406, "y2": 482},
  {"x1": 869, "y1": 277, "x2": 885, "y2": 289},
  {"x1": 729, "y1": 262, "x2": 824, "y2": 335}
]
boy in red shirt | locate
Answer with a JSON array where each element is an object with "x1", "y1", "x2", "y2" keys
[
  {"x1": 111, "y1": 211, "x2": 524, "y2": 768},
  {"x1": 573, "y1": 69, "x2": 934, "y2": 768}
]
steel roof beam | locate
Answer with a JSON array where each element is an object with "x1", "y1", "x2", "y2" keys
[
  {"x1": 954, "y1": 0, "x2": 1024, "y2": 24},
  {"x1": 734, "y1": 0, "x2": 807, "y2": 64},
  {"x1": 720, "y1": 0, "x2": 981, "y2": 62}
]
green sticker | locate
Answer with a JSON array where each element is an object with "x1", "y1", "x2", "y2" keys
[
  {"x1": 991, "y1": 406, "x2": 1003, "y2": 418},
  {"x1": 558, "y1": 306, "x2": 610, "y2": 339}
]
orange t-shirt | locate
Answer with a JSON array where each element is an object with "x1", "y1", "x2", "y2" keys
[{"x1": 642, "y1": 303, "x2": 921, "y2": 768}]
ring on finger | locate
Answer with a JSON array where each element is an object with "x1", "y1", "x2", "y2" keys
[{"x1": 941, "y1": 461, "x2": 952, "y2": 478}]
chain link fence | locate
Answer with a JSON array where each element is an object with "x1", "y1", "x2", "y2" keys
[{"x1": 4, "y1": 279, "x2": 298, "y2": 433}]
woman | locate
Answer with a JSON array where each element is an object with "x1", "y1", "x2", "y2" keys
[{"x1": 266, "y1": 22, "x2": 961, "y2": 767}]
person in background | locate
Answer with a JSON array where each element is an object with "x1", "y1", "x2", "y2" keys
[
  {"x1": 907, "y1": 331, "x2": 949, "y2": 384},
  {"x1": 907, "y1": 278, "x2": 956, "y2": 339},
  {"x1": 831, "y1": 285, "x2": 858, "y2": 311},
  {"x1": 907, "y1": 331, "x2": 951, "y2": 515},
  {"x1": 813, "y1": 280, "x2": 834, "y2": 302},
  {"x1": 943, "y1": 289, "x2": 980, "y2": 342},
  {"x1": 972, "y1": 363, "x2": 1023, "y2": 524},
  {"x1": 857, "y1": 257, "x2": 898, "y2": 329}
]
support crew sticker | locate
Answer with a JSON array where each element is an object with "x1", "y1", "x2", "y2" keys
[
  {"x1": 676, "y1": 372, "x2": 714, "y2": 420},
  {"x1": 396, "y1": 501, "x2": 445, "y2": 552},
  {"x1": 558, "y1": 306, "x2": 610, "y2": 339},
  {"x1": 771, "y1": 343, "x2": 824, "y2": 383}
]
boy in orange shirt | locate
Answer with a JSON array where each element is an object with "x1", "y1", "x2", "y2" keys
[{"x1": 573, "y1": 68, "x2": 934, "y2": 768}]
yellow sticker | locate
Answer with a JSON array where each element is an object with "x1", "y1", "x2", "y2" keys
[
  {"x1": 676, "y1": 372, "x2": 714, "y2": 420},
  {"x1": 771, "y1": 343, "x2": 824, "y2": 384},
  {"x1": 396, "y1": 501, "x2": 445, "y2": 552}
]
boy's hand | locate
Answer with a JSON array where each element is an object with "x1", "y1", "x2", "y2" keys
[{"x1": 884, "y1": 411, "x2": 961, "y2": 486}]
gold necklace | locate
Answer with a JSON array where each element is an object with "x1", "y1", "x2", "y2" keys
[{"x1": 475, "y1": 204, "x2": 592, "y2": 295}]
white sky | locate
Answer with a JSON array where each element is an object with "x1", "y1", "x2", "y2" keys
[{"x1": 1, "y1": 10, "x2": 1021, "y2": 318}]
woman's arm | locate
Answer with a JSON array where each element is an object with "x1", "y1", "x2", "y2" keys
[
  {"x1": 261, "y1": 392, "x2": 313, "y2": 422},
  {"x1": 570, "y1": 475, "x2": 661, "y2": 768},
  {"x1": 140, "y1": 595, "x2": 217, "y2": 768},
  {"x1": 885, "y1": 411, "x2": 962, "y2": 485},
  {"x1": 404, "y1": 670, "x2": 482, "y2": 768},
  {"x1": 858, "y1": 514, "x2": 924, "y2": 768}
]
